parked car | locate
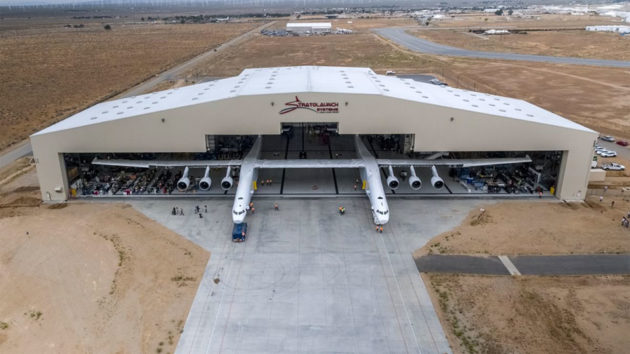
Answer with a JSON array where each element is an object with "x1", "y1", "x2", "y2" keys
[
  {"x1": 601, "y1": 151, "x2": 617, "y2": 157},
  {"x1": 617, "y1": 140, "x2": 629, "y2": 146},
  {"x1": 429, "y1": 78, "x2": 447, "y2": 86},
  {"x1": 599, "y1": 135, "x2": 615, "y2": 142},
  {"x1": 602, "y1": 163, "x2": 625, "y2": 171}
]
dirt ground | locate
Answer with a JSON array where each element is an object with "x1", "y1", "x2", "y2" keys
[
  {"x1": 0, "y1": 20, "x2": 257, "y2": 152},
  {"x1": 0, "y1": 162, "x2": 209, "y2": 353},
  {"x1": 415, "y1": 196, "x2": 630, "y2": 257},
  {"x1": 185, "y1": 31, "x2": 438, "y2": 78},
  {"x1": 410, "y1": 29, "x2": 630, "y2": 61},
  {"x1": 430, "y1": 57, "x2": 630, "y2": 139},
  {"x1": 424, "y1": 273, "x2": 630, "y2": 354}
]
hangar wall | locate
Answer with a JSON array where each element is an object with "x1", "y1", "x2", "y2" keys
[{"x1": 31, "y1": 92, "x2": 597, "y2": 202}]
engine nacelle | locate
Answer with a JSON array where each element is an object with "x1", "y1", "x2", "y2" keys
[
  {"x1": 409, "y1": 176, "x2": 422, "y2": 190},
  {"x1": 198, "y1": 166, "x2": 211, "y2": 190},
  {"x1": 221, "y1": 166, "x2": 233, "y2": 190},
  {"x1": 431, "y1": 165, "x2": 444, "y2": 189},
  {"x1": 177, "y1": 167, "x2": 190, "y2": 191},
  {"x1": 408, "y1": 166, "x2": 422, "y2": 190},
  {"x1": 386, "y1": 165, "x2": 399, "y2": 190},
  {"x1": 221, "y1": 176, "x2": 233, "y2": 190}
]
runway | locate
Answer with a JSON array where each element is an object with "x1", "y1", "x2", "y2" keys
[{"x1": 375, "y1": 27, "x2": 630, "y2": 68}]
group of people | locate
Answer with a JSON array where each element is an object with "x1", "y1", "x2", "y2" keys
[
  {"x1": 338, "y1": 205, "x2": 384, "y2": 232},
  {"x1": 353, "y1": 178, "x2": 360, "y2": 192},
  {"x1": 171, "y1": 205, "x2": 208, "y2": 218},
  {"x1": 247, "y1": 202, "x2": 280, "y2": 215},
  {"x1": 259, "y1": 179, "x2": 274, "y2": 187},
  {"x1": 622, "y1": 211, "x2": 630, "y2": 228}
]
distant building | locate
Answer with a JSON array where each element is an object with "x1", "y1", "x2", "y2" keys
[
  {"x1": 484, "y1": 29, "x2": 510, "y2": 35},
  {"x1": 585, "y1": 25, "x2": 630, "y2": 34},
  {"x1": 286, "y1": 22, "x2": 332, "y2": 34}
]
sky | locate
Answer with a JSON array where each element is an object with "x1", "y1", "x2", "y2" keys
[{"x1": 0, "y1": 0, "x2": 447, "y2": 6}]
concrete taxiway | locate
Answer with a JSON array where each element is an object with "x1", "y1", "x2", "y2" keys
[{"x1": 132, "y1": 198, "x2": 481, "y2": 353}]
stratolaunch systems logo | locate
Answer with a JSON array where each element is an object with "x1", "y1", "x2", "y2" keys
[{"x1": 279, "y1": 96, "x2": 339, "y2": 114}]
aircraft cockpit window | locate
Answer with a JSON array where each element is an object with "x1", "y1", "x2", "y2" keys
[
  {"x1": 233, "y1": 210, "x2": 246, "y2": 215},
  {"x1": 376, "y1": 209, "x2": 389, "y2": 215},
  {"x1": 377, "y1": 196, "x2": 383, "y2": 200}
]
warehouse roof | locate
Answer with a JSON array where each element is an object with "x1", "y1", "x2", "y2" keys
[
  {"x1": 286, "y1": 22, "x2": 332, "y2": 29},
  {"x1": 34, "y1": 66, "x2": 594, "y2": 135}
]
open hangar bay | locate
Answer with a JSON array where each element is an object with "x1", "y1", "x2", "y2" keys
[{"x1": 30, "y1": 65, "x2": 596, "y2": 208}]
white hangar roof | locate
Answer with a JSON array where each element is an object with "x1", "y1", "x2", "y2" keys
[{"x1": 34, "y1": 66, "x2": 594, "y2": 136}]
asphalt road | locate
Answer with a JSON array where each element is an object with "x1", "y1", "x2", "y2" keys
[
  {"x1": 416, "y1": 254, "x2": 630, "y2": 275},
  {"x1": 375, "y1": 27, "x2": 630, "y2": 68},
  {"x1": 0, "y1": 141, "x2": 32, "y2": 170},
  {"x1": 415, "y1": 255, "x2": 510, "y2": 275},
  {"x1": 512, "y1": 254, "x2": 630, "y2": 275}
]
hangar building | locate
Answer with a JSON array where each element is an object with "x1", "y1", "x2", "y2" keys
[
  {"x1": 286, "y1": 22, "x2": 332, "y2": 34},
  {"x1": 30, "y1": 66, "x2": 597, "y2": 202}
]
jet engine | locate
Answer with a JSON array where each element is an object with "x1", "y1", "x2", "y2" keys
[
  {"x1": 198, "y1": 166, "x2": 211, "y2": 191},
  {"x1": 221, "y1": 166, "x2": 234, "y2": 191},
  {"x1": 430, "y1": 165, "x2": 444, "y2": 189},
  {"x1": 408, "y1": 166, "x2": 422, "y2": 190},
  {"x1": 177, "y1": 167, "x2": 190, "y2": 191},
  {"x1": 386, "y1": 165, "x2": 400, "y2": 190}
]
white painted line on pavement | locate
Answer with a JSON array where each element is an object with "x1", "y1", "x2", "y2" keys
[{"x1": 498, "y1": 255, "x2": 521, "y2": 276}]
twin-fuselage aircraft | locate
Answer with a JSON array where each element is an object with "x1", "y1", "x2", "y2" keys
[{"x1": 93, "y1": 135, "x2": 530, "y2": 225}]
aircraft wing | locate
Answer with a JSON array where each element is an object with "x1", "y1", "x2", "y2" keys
[
  {"x1": 91, "y1": 158, "x2": 242, "y2": 168},
  {"x1": 376, "y1": 156, "x2": 532, "y2": 168},
  {"x1": 254, "y1": 159, "x2": 365, "y2": 169}
]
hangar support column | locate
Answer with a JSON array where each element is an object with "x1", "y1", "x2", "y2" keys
[
  {"x1": 32, "y1": 143, "x2": 69, "y2": 202},
  {"x1": 555, "y1": 144, "x2": 594, "y2": 201}
]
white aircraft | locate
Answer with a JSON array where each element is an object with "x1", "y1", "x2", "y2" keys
[{"x1": 92, "y1": 135, "x2": 531, "y2": 225}]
